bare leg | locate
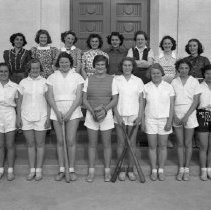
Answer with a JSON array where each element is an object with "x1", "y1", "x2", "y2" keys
[
  {"x1": 5, "y1": 131, "x2": 16, "y2": 168},
  {"x1": 147, "y1": 134, "x2": 158, "y2": 170},
  {"x1": 207, "y1": 133, "x2": 211, "y2": 168},
  {"x1": 87, "y1": 129, "x2": 98, "y2": 168},
  {"x1": 35, "y1": 130, "x2": 46, "y2": 169},
  {"x1": 23, "y1": 130, "x2": 36, "y2": 169},
  {"x1": 174, "y1": 127, "x2": 184, "y2": 168},
  {"x1": 0, "y1": 133, "x2": 5, "y2": 168},
  {"x1": 116, "y1": 124, "x2": 125, "y2": 160},
  {"x1": 184, "y1": 128, "x2": 194, "y2": 168},
  {"x1": 198, "y1": 132, "x2": 209, "y2": 168},
  {"x1": 157, "y1": 134, "x2": 168, "y2": 169},
  {"x1": 53, "y1": 121, "x2": 64, "y2": 168},
  {"x1": 65, "y1": 119, "x2": 80, "y2": 168}
]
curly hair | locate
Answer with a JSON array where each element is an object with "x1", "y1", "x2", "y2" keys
[
  {"x1": 175, "y1": 58, "x2": 192, "y2": 75},
  {"x1": 35, "y1": 29, "x2": 52, "y2": 44},
  {"x1": 55, "y1": 52, "x2": 74, "y2": 68},
  {"x1": 10, "y1": 33, "x2": 27, "y2": 47},
  {"x1": 86, "y1": 33, "x2": 103, "y2": 49},
  {"x1": 159, "y1": 35, "x2": 177, "y2": 51},
  {"x1": 201, "y1": 64, "x2": 211, "y2": 78},
  {"x1": 147, "y1": 63, "x2": 165, "y2": 80},
  {"x1": 185, "y1": 39, "x2": 203, "y2": 55},
  {"x1": 119, "y1": 57, "x2": 136, "y2": 74},
  {"x1": 25, "y1": 59, "x2": 43, "y2": 76},
  {"x1": 134, "y1": 31, "x2": 148, "y2": 41},
  {"x1": 61, "y1": 30, "x2": 78, "y2": 44},
  {"x1": 106, "y1": 32, "x2": 124, "y2": 46}
]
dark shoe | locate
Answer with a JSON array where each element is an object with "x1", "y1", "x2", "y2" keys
[{"x1": 55, "y1": 172, "x2": 64, "y2": 181}]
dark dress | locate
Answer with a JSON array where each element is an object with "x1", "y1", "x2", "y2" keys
[{"x1": 3, "y1": 48, "x2": 31, "y2": 83}]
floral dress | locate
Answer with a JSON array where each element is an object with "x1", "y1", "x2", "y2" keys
[{"x1": 31, "y1": 46, "x2": 58, "y2": 78}]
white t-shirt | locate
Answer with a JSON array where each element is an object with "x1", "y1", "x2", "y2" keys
[
  {"x1": 171, "y1": 76, "x2": 201, "y2": 106},
  {"x1": 19, "y1": 76, "x2": 48, "y2": 121},
  {"x1": 114, "y1": 75, "x2": 144, "y2": 116},
  {"x1": 198, "y1": 81, "x2": 211, "y2": 110},
  {"x1": 144, "y1": 81, "x2": 175, "y2": 119},
  {"x1": 0, "y1": 80, "x2": 18, "y2": 108},
  {"x1": 47, "y1": 69, "x2": 84, "y2": 101}
]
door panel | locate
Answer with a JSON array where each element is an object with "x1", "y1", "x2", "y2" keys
[{"x1": 70, "y1": 0, "x2": 149, "y2": 50}]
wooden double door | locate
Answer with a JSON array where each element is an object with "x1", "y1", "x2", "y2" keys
[{"x1": 70, "y1": 0, "x2": 150, "y2": 50}]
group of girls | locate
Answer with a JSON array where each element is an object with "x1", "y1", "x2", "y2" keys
[{"x1": 0, "y1": 29, "x2": 210, "y2": 183}]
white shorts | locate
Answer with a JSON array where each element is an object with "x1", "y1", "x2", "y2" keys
[
  {"x1": 22, "y1": 116, "x2": 48, "y2": 131},
  {"x1": 173, "y1": 105, "x2": 198, "y2": 129},
  {"x1": 84, "y1": 110, "x2": 114, "y2": 131},
  {"x1": 114, "y1": 115, "x2": 138, "y2": 126},
  {"x1": 145, "y1": 118, "x2": 172, "y2": 135},
  {"x1": 50, "y1": 101, "x2": 83, "y2": 121},
  {"x1": 0, "y1": 107, "x2": 16, "y2": 133}
]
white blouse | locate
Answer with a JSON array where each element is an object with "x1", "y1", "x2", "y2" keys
[
  {"x1": 144, "y1": 81, "x2": 175, "y2": 119},
  {"x1": 19, "y1": 76, "x2": 48, "y2": 121},
  {"x1": 198, "y1": 81, "x2": 211, "y2": 110},
  {"x1": 114, "y1": 75, "x2": 144, "y2": 116}
]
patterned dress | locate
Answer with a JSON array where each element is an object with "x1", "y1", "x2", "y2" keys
[
  {"x1": 82, "y1": 49, "x2": 109, "y2": 76},
  {"x1": 156, "y1": 51, "x2": 177, "y2": 83},
  {"x1": 31, "y1": 46, "x2": 58, "y2": 78}
]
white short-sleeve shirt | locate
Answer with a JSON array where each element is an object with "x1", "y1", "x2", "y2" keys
[
  {"x1": 114, "y1": 75, "x2": 144, "y2": 116},
  {"x1": 198, "y1": 81, "x2": 211, "y2": 110},
  {"x1": 127, "y1": 46, "x2": 154, "y2": 60},
  {"x1": 171, "y1": 76, "x2": 201, "y2": 106},
  {"x1": 83, "y1": 76, "x2": 118, "y2": 95},
  {"x1": 144, "y1": 81, "x2": 175, "y2": 118},
  {"x1": 18, "y1": 76, "x2": 48, "y2": 121},
  {"x1": 0, "y1": 80, "x2": 18, "y2": 108},
  {"x1": 47, "y1": 69, "x2": 84, "y2": 101}
]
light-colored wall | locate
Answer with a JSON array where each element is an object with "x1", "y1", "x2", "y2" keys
[{"x1": 0, "y1": 0, "x2": 211, "y2": 61}]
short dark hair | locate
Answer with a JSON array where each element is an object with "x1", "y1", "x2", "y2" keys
[
  {"x1": 159, "y1": 35, "x2": 177, "y2": 51},
  {"x1": 175, "y1": 58, "x2": 192, "y2": 75},
  {"x1": 93, "y1": 55, "x2": 109, "y2": 69},
  {"x1": 0, "y1": 62, "x2": 10, "y2": 78},
  {"x1": 119, "y1": 57, "x2": 136, "y2": 74},
  {"x1": 61, "y1": 31, "x2": 78, "y2": 44},
  {"x1": 201, "y1": 64, "x2": 211, "y2": 78},
  {"x1": 35, "y1": 29, "x2": 52, "y2": 44},
  {"x1": 147, "y1": 63, "x2": 165, "y2": 80},
  {"x1": 10, "y1": 33, "x2": 27, "y2": 47},
  {"x1": 86, "y1": 33, "x2": 103, "y2": 49},
  {"x1": 106, "y1": 32, "x2": 124, "y2": 46},
  {"x1": 55, "y1": 52, "x2": 74, "y2": 68},
  {"x1": 25, "y1": 59, "x2": 43, "y2": 76},
  {"x1": 134, "y1": 31, "x2": 148, "y2": 41},
  {"x1": 185, "y1": 39, "x2": 203, "y2": 55}
]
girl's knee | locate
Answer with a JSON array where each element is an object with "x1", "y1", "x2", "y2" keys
[
  {"x1": 37, "y1": 141, "x2": 45, "y2": 148},
  {"x1": 27, "y1": 140, "x2": 35, "y2": 148}
]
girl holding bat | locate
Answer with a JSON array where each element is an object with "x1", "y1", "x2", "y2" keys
[
  {"x1": 47, "y1": 52, "x2": 84, "y2": 181},
  {"x1": 17, "y1": 59, "x2": 50, "y2": 181},
  {"x1": 114, "y1": 57, "x2": 144, "y2": 181},
  {"x1": 143, "y1": 63, "x2": 175, "y2": 181},
  {"x1": 196, "y1": 65, "x2": 211, "y2": 181},
  {"x1": 83, "y1": 55, "x2": 118, "y2": 182}
]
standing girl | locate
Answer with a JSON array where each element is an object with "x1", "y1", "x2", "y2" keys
[
  {"x1": 47, "y1": 52, "x2": 84, "y2": 181},
  {"x1": 17, "y1": 59, "x2": 50, "y2": 181},
  {"x1": 143, "y1": 63, "x2": 175, "y2": 181},
  {"x1": 83, "y1": 55, "x2": 118, "y2": 182},
  {"x1": 0, "y1": 63, "x2": 18, "y2": 181},
  {"x1": 114, "y1": 57, "x2": 144, "y2": 181},
  {"x1": 171, "y1": 59, "x2": 200, "y2": 181}
]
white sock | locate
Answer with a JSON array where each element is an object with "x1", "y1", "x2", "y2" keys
[
  {"x1": 7, "y1": 167, "x2": 13, "y2": 173},
  {"x1": 158, "y1": 168, "x2": 164, "y2": 173},
  {"x1": 152, "y1": 168, "x2": 157, "y2": 173},
  {"x1": 179, "y1": 167, "x2": 185, "y2": 173},
  {"x1": 184, "y1": 167, "x2": 189, "y2": 173},
  {"x1": 30, "y1": 168, "x2": 36, "y2": 173},
  {"x1": 69, "y1": 168, "x2": 75, "y2": 173},
  {"x1": 0, "y1": 167, "x2": 4, "y2": 173},
  {"x1": 59, "y1": 167, "x2": 65, "y2": 173},
  {"x1": 105, "y1": 168, "x2": 110, "y2": 173},
  {"x1": 36, "y1": 168, "x2": 42, "y2": 173},
  {"x1": 89, "y1": 168, "x2": 95, "y2": 174}
]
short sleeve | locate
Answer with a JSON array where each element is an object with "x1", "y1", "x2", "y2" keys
[
  {"x1": 127, "y1": 48, "x2": 133, "y2": 58},
  {"x1": 204, "y1": 57, "x2": 210, "y2": 65},
  {"x1": 83, "y1": 78, "x2": 88, "y2": 92},
  {"x1": 46, "y1": 74, "x2": 54, "y2": 86},
  {"x1": 148, "y1": 49, "x2": 154, "y2": 59},
  {"x1": 169, "y1": 85, "x2": 175, "y2": 97},
  {"x1": 18, "y1": 81, "x2": 24, "y2": 95},
  {"x1": 76, "y1": 74, "x2": 84, "y2": 86},
  {"x1": 138, "y1": 79, "x2": 144, "y2": 93},
  {"x1": 112, "y1": 77, "x2": 118, "y2": 95},
  {"x1": 194, "y1": 79, "x2": 201, "y2": 95},
  {"x1": 143, "y1": 85, "x2": 147, "y2": 99}
]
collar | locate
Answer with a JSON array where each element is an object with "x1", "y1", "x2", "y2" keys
[
  {"x1": 159, "y1": 51, "x2": 176, "y2": 59},
  {"x1": 11, "y1": 48, "x2": 24, "y2": 54},
  {"x1": 134, "y1": 46, "x2": 147, "y2": 52},
  {"x1": 27, "y1": 76, "x2": 42, "y2": 81},
  {"x1": 0, "y1": 80, "x2": 16, "y2": 88},
  {"x1": 61, "y1": 46, "x2": 76, "y2": 52},
  {"x1": 37, "y1": 45, "x2": 50, "y2": 50}
]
